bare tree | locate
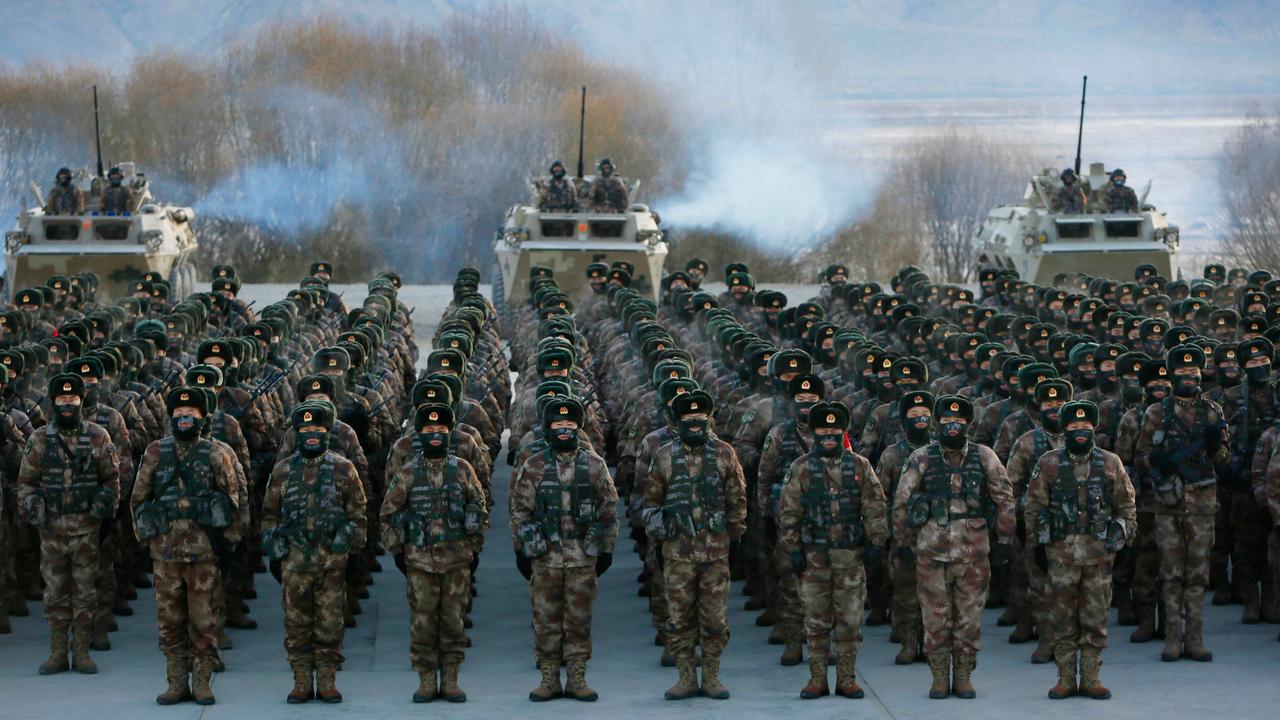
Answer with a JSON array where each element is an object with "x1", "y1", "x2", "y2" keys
[
  {"x1": 890, "y1": 126, "x2": 1036, "y2": 282},
  {"x1": 1219, "y1": 110, "x2": 1280, "y2": 271}
]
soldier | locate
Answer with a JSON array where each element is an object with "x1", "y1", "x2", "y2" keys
[
  {"x1": 778, "y1": 401, "x2": 887, "y2": 699},
  {"x1": 1052, "y1": 168, "x2": 1086, "y2": 215},
  {"x1": 100, "y1": 166, "x2": 135, "y2": 214},
  {"x1": 131, "y1": 387, "x2": 238, "y2": 705},
  {"x1": 1104, "y1": 169, "x2": 1139, "y2": 213},
  {"x1": 380, "y1": 404, "x2": 487, "y2": 704},
  {"x1": 17, "y1": 372, "x2": 119, "y2": 676},
  {"x1": 588, "y1": 157, "x2": 628, "y2": 212},
  {"x1": 509, "y1": 397, "x2": 618, "y2": 702},
  {"x1": 261, "y1": 402, "x2": 368, "y2": 704},
  {"x1": 1134, "y1": 345, "x2": 1229, "y2": 662},
  {"x1": 892, "y1": 394, "x2": 1015, "y2": 699},
  {"x1": 878, "y1": 390, "x2": 934, "y2": 664},
  {"x1": 642, "y1": 390, "x2": 747, "y2": 701},
  {"x1": 1025, "y1": 400, "x2": 1136, "y2": 700},
  {"x1": 45, "y1": 167, "x2": 84, "y2": 215},
  {"x1": 537, "y1": 160, "x2": 578, "y2": 212}
]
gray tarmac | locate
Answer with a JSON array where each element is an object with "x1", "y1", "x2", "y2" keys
[{"x1": 1, "y1": 284, "x2": 1276, "y2": 719}]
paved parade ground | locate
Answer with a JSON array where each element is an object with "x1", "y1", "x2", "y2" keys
[{"x1": 1, "y1": 285, "x2": 1276, "y2": 720}]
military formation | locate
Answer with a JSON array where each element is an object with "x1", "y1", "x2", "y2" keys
[{"x1": 3, "y1": 247, "x2": 1280, "y2": 707}]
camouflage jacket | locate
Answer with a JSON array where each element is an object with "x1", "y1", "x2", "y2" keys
[
  {"x1": 380, "y1": 453, "x2": 486, "y2": 573},
  {"x1": 1006, "y1": 426, "x2": 1065, "y2": 499},
  {"x1": 18, "y1": 420, "x2": 119, "y2": 536},
  {"x1": 643, "y1": 437, "x2": 747, "y2": 563},
  {"x1": 1134, "y1": 396, "x2": 1229, "y2": 516},
  {"x1": 261, "y1": 450, "x2": 367, "y2": 572},
  {"x1": 130, "y1": 437, "x2": 237, "y2": 562},
  {"x1": 778, "y1": 450, "x2": 887, "y2": 568},
  {"x1": 509, "y1": 447, "x2": 618, "y2": 568},
  {"x1": 1025, "y1": 447, "x2": 1136, "y2": 566}
]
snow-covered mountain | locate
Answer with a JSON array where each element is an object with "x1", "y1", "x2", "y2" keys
[{"x1": 3, "y1": 0, "x2": 1278, "y2": 97}]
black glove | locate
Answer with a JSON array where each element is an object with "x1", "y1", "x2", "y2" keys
[
  {"x1": 97, "y1": 517, "x2": 114, "y2": 544},
  {"x1": 897, "y1": 545, "x2": 916, "y2": 564},
  {"x1": 1033, "y1": 544, "x2": 1049, "y2": 574},
  {"x1": 1203, "y1": 425, "x2": 1223, "y2": 453},
  {"x1": 992, "y1": 542, "x2": 1012, "y2": 567},
  {"x1": 790, "y1": 549, "x2": 806, "y2": 576},
  {"x1": 595, "y1": 552, "x2": 613, "y2": 577},
  {"x1": 269, "y1": 557, "x2": 283, "y2": 584},
  {"x1": 865, "y1": 544, "x2": 885, "y2": 576},
  {"x1": 515, "y1": 552, "x2": 533, "y2": 581},
  {"x1": 764, "y1": 517, "x2": 778, "y2": 545},
  {"x1": 505, "y1": 446, "x2": 517, "y2": 467},
  {"x1": 1150, "y1": 451, "x2": 1177, "y2": 474},
  {"x1": 394, "y1": 552, "x2": 407, "y2": 575}
]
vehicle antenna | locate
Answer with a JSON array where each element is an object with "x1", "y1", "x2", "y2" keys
[
  {"x1": 576, "y1": 85, "x2": 587, "y2": 180},
  {"x1": 93, "y1": 84, "x2": 105, "y2": 178},
  {"x1": 1073, "y1": 75, "x2": 1087, "y2": 177}
]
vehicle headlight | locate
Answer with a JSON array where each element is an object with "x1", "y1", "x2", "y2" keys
[
  {"x1": 141, "y1": 229, "x2": 163, "y2": 253},
  {"x1": 1022, "y1": 235, "x2": 1035, "y2": 249}
]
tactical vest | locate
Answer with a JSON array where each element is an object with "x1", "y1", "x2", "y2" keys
[
  {"x1": 39, "y1": 423, "x2": 98, "y2": 514},
  {"x1": 912, "y1": 443, "x2": 992, "y2": 527},
  {"x1": 769, "y1": 421, "x2": 808, "y2": 515},
  {"x1": 665, "y1": 442, "x2": 727, "y2": 536},
  {"x1": 800, "y1": 452, "x2": 864, "y2": 549},
  {"x1": 406, "y1": 456, "x2": 466, "y2": 545},
  {"x1": 210, "y1": 411, "x2": 227, "y2": 444},
  {"x1": 1046, "y1": 447, "x2": 1113, "y2": 541},
  {"x1": 1154, "y1": 397, "x2": 1215, "y2": 485},
  {"x1": 532, "y1": 448, "x2": 598, "y2": 544},
  {"x1": 873, "y1": 400, "x2": 905, "y2": 458},
  {"x1": 1029, "y1": 427, "x2": 1053, "y2": 465},
  {"x1": 279, "y1": 453, "x2": 345, "y2": 542},
  {"x1": 153, "y1": 437, "x2": 215, "y2": 521},
  {"x1": 1099, "y1": 400, "x2": 1129, "y2": 452}
]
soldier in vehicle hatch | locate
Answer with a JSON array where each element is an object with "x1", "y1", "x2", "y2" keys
[
  {"x1": 46, "y1": 168, "x2": 84, "y2": 215},
  {"x1": 1052, "y1": 169, "x2": 1086, "y2": 215},
  {"x1": 537, "y1": 161, "x2": 578, "y2": 212},
  {"x1": 100, "y1": 167, "x2": 136, "y2": 215},
  {"x1": 588, "y1": 158, "x2": 628, "y2": 213},
  {"x1": 1104, "y1": 169, "x2": 1139, "y2": 213}
]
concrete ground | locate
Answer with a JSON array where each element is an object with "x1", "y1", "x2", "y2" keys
[{"x1": 1, "y1": 284, "x2": 1276, "y2": 718}]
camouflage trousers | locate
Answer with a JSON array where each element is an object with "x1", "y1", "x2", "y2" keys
[
  {"x1": 1211, "y1": 484, "x2": 1234, "y2": 592},
  {"x1": 664, "y1": 557, "x2": 731, "y2": 662},
  {"x1": 282, "y1": 563, "x2": 347, "y2": 669},
  {"x1": 645, "y1": 541, "x2": 668, "y2": 632},
  {"x1": 916, "y1": 556, "x2": 989, "y2": 655},
  {"x1": 406, "y1": 565, "x2": 469, "y2": 672},
  {"x1": 154, "y1": 559, "x2": 220, "y2": 660},
  {"x1": 1155, "y1": 513, "x2": 1213, "y2": 607},
  {"x1": 772, "y1": 541, "x2": 802, "y2": 634},
  {"x1": 1047, "y1": 556, "x2": 1114, "y2": 656},
  {"x1": 94, "y1": 530, "x2": 118, "y2": 630},
  {"x1": 1131, "y1": 512, "x2": 1161, "y2": 605},
  {"x1": 38, "y1": 529, "x2": 99, "y2": 630},
  {"x1": 799, "y1": 554, "x2": 866, "y2": 657},
  {"x1": 1008, "y1": 533, "x2": 1049, "y2": 629},
  {"x1": 529, "y1": 562, "x2": 597, "y2": 664},
  {"x1": 1230, "y1": 490, "x2": 1270, "y2": 599},
  {"x1": 889, "y1": 546, "x2": 921, "y2": 641}
]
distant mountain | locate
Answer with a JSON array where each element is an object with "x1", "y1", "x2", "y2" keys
[{"x1": 4, "y1": 0, "x2": 1277, "y2": 97}]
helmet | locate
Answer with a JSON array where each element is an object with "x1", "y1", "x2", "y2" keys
[
  {"x1": 1060, "y1": 168, "x2": 1075, "y2": 182},
  {"x1": 1110, "y1": 168, "x2": 1125, "y2": 179}
]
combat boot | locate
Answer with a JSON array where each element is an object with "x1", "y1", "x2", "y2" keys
[
  {"x1": 112, "y1": 596, "x2": 133, "y2": 617},
  {"x1": 156, "y1": 656, "x2": 192, "y2": 705},
  {"x1": 226, "y1": 606, "x2": 258, "y2": 630},
  {"x1": 700, "y1": 655, "x2": 729, "y2": 699},
  {"x1": 287, "y1": 662, "x2": 313, "y2": 704},
  {"x1": 1047, "y1": 650, "x2": 1077, "y2": 699},
  {"x1": 951, "y1": 653, "x2": 977, "y2": 699},
  {"x1": 755, "y1": 607, "x2": 776, "y2": 626},
  {"x1": 71, "y1": 622, "x2": 98, "y2": 674},
  {"x1": 216, "y1": 627, "x2": 233, "y2": 650},
  {"x1": 1130, "y1": 603, "x2": 1157, "y2": 642},
  {"x1": 412, "y1": 670, "x2": 437, "y2": 703},
  {"x1": 38, "y1": 626, "x2": 70, "y2": 675},
  {"x1": 926, "y1": 652, "x2": 950, "y2": 699},
  {"x1": 192, "y1": 657, "x2": 217, "y2": 705},
  {"x1": 744, "y1": 593, "x2": 766, "y2": 611},
  {"x1": 1078, "y1": 648, "x2": 1111, "y2": 699},
  {"x1": 439, "y1": 663, "x2": 467, "y2": 702},
  {"x1": 664, "y1": 660, "x2": 699, "y2": 700},
  {"x1": 1161, "y1": 594, "x2": 1183, "y2": 661},
  {"x1": 0, "y1": 603, "x2": 9, "y2": 634},
  {"x1": 767, "y1": 623, "x2": 785, "y2": 644},
  {"x1": 1212, "y1": 571, "x2": 1232, "y2": 605},
  {"x1": 660, "y1": 646, "x2": 676, "y2": 666},
  {"x1": 1183, "y1": 594, "x2": 1213, "y2": 662},
  {"x1": 316, "y1": 665, "x2": 342, "y2": 703},
  {"x1": 1030, "y1": 634, "x2": 1053, "y2": 663},
  {"x1": 91, "y1": 617, "x2": 111, "y2": 651},
  {"x1": 800, "y1": 655, "x2": 829, "y2": 699},
  {"x1": 564, "y1": 660, "x2": 597, "y2": 702},
  {"x1": 1240, "y1": 586, "x2": 1261, "y2": 625},
  {"x1": 1008, "y1": 608, "x2": 1034, "y2": 644},
  {"x1": 835, "y1": 654, "x2": 863, "y2": 698},
  {"x1": 9, "y1": 593, "x2": 29, "y2": 617},
  {"x1": 996, "y1": 605, "x2": 1017, "y2": 627},
  {"x1": 529, "y1": 660, "x2": 563, "y2": 701},
  {"x1": 895, "y1": 632, "x2": 921, "y2": 665},
  {"x1": 1116, "y1": 595, "x2": 1137, "y2": 626},
  {"x1": 865, "y1": 608, "x2": 888, "y2": 626},
  {"x1": 780, "y1": 627, "x2": 803, "y2": 666}
]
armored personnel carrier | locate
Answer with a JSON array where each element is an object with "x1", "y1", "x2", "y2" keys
[
  {"x1": 492, "y1": 173, "x2": 668, "y2": 320},
  {"x1": 976, "y1": 161, "x2": 1180, "y2": 284},
  {"x1": 5, "y1": 162, "x2": 199, "y2": 301}
]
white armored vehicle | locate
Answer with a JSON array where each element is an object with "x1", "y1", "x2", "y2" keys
[
  {"x1": 976, "y1": 161, "x2": 1180, "y2": 284},
  {"x1": 6, "y1": 162, "x2": 199, "y2": 301},
  {"x1": 492, "y1": 173, "x2": 668, "y2": 319}
]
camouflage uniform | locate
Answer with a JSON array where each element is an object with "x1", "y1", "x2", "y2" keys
[
  {"x1": 380, "y1": 451, "x2": 485, "y2": 686},
  {"x1": 1105, "y1": 184, "x2": 1138, "y2": 213},
  {"x1": 778, "y1": 448, "x2": 887, "y2": 684},
  {"x1": 261, "y1": 450, "x2": 367, "y2": 691},
  {"x1": 46, "y1": 184, "x2": 85, "y2": 215},
  {"x1": 1051, "y1": 184, "x2": 1085, "y2": 214},
  {"x1": 17, "y1": 418, "x2": 119, "y2": 670},
  {"x1": 1005, "y1": 423, "x2": 1065, "y2": 653},
  {"x1": 877, "y1": 436, "x2": 925, "y2": 659},
  {"x1": 588, "y1": 175, "x2": 628, "y2": 212},
  {"x1": 537, "y1": 177, "x2": 578, "y2": 212},
  {"x1": 1025, "y1": 443, "x2": 1136, "y2": 695}
]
